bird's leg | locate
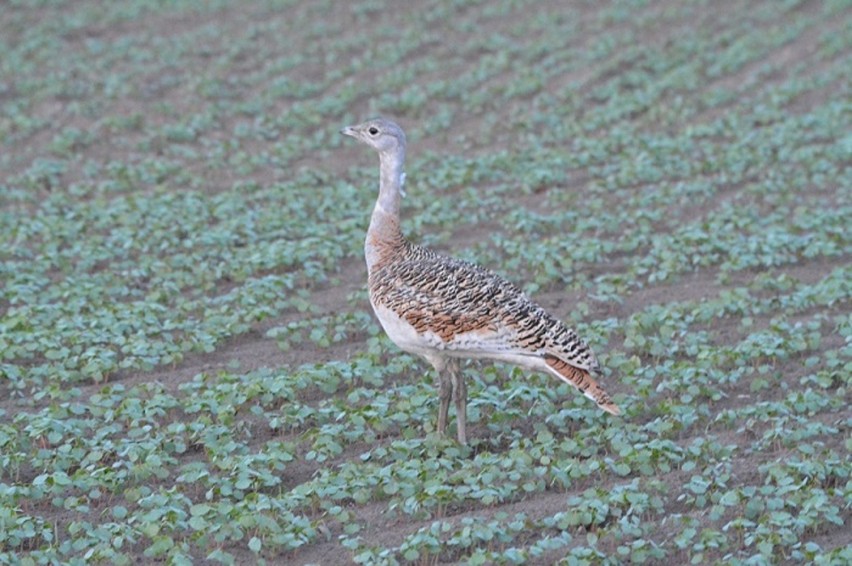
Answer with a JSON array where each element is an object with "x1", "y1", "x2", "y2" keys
[
  {"x1": 448, "y1": 359, "x2": 467, "y2": 445},
  {"x1": 436, "y1": 366, "x2": 452, "y2": 437}
]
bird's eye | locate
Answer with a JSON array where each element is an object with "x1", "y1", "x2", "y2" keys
[{"x1": 368, "y1": 127, "x2": 379, "y2": 136}]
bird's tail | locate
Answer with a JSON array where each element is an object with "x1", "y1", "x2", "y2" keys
[{"x1": 544, "y1": 354, "x2": 621, "y2": 415}]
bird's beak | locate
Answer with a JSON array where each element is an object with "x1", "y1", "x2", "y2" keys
[{"x1": 340, "y1": 125, "x2": 356, "y2": 137}]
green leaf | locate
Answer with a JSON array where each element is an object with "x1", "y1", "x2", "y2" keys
[
  {"x1": 249, "y1": 536, "x2": 262, "y2": 553},
  {"x1": 190, "y1": 503, "x2": 211, "y2": 516}
]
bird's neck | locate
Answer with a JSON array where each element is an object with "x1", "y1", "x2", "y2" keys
[{"x1": 366, "y1": 149, "x2": 406, "y2": 273}]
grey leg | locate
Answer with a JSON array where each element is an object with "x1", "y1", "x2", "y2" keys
[
  {"x1": 426, "y1": 355, "x2": 452, "y2": 437},
  {"x1": 448, "y1": 359, "x2": 467, "y2": 445},
  {"x1": 437, "y1": 368, "x2": 452, "y2": 436}
]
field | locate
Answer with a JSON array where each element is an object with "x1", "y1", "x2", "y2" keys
[{"x1": 1, "y1": 0, "x2": 850, "y2": 564}]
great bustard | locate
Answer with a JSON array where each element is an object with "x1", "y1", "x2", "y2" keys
[{"x1": 341, "y1": 118, "x2": 620, "y2": 444}]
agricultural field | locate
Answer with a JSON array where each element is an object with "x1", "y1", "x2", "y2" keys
[{"x1": 1, "y1": 0, "x2": 850, "y2": 564}]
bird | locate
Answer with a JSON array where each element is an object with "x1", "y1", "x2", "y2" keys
[{"x1": 340, "y1": 118, "x2": 620, "y2": 444}]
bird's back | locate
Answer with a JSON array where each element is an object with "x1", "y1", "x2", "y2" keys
[{"x1": 368, "y1": 241, "x2": 600, "y2": 373}]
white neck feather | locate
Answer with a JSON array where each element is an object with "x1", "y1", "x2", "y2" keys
[{"x1": 365, "y1": 146, "x2": 407, "y2": 272}]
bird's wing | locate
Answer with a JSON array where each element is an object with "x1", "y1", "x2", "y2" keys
[{"x1": 369, "y1": 249, "x2": 600, "y2": 372}]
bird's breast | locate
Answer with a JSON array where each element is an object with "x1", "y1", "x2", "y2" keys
[{"x1": 370, "y1": 300, "x2": 446, "y2": 355}]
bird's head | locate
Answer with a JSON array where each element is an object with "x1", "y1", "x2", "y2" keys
[{"x1": 340, "y1": 118, "x2": 407, "y2": 155}]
